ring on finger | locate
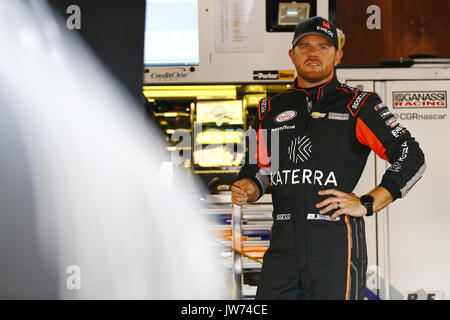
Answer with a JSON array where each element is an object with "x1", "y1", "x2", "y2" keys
[{"x1": 336, "y1": 202, "x2": 340, "y2": 210}]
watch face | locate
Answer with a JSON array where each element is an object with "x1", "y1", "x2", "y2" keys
[{"x1": 361, "y1": 194, "x2": 374, "y2": 206}]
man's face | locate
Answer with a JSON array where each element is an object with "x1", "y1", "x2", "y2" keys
[{"x1": 289, "y1": 34, "x2": 343, "y2": 85}]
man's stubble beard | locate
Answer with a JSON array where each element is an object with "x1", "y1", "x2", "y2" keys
[{"x1": 298, "y1": 61, "x2": 335, "y2": 84}]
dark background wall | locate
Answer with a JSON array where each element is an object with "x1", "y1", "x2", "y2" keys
[
  {"x1": 49, "y1": 0, "x2": 146, "y2": 105},
  {"x1": 335, "y1": 0, "x2": 450, "y2": 66},
  {"x1": 47, "y1": 0, "x2": 450, "y2": 81}
]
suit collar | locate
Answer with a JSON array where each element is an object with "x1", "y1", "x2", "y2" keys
[{"x1": 292, "y1": 73, "x2": 338, "y2": 100}]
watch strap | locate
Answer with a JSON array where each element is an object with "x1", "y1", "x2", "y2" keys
[{"x1": 360, "y1": 194, "x2": 374, "y2": 216}]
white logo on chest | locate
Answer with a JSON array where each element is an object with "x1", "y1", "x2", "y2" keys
[
  {"x1": 274, "y1": 110, "x2": 297, "y2": 123},
  {"x1": 288, "y1": 136, "x2": 312, "y2": 163}
]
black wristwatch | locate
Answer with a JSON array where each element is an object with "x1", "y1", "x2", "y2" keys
[{"x1": 360, "y1": 194, "x2": 374, "y2": 216}]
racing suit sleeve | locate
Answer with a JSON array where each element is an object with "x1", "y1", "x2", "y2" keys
[
  {"x1": 355, "y1": 93, "x2": 426, "y2": 201},
  {"x1": 235, "y1": 100, "x2": 270, "y2": 200}
]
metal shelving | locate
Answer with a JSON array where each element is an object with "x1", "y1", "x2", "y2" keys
[{"x1": 202, "y1": 193, "x2": 273, "y2": 299}]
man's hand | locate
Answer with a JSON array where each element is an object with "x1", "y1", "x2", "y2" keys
[
  {"x1": 316, "y1": 186, "x2": 393, "y2": 221},
  {"x1": 316, "y1": 189, "x2": 365, "y2": 221},
  {"x1": 231, "y1": 179, "x2": 260, "y2": 206}
]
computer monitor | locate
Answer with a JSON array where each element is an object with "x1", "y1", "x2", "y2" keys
[{"x1": 144, "y1": 0, "x2": 200, "y2": 66}]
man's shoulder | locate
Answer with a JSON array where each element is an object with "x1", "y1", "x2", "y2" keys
[
  {"x1": 257, "y1": 88, "x2": 295, "y2": 120},
  {"x1": 335, "y1": 82, "x2": 377, "y2": 98},
  {"x1": 335, "y1": 82, "x2": 381, "y2": 117}
]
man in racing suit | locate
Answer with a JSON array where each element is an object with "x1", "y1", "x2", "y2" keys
[{"x1": 231, "y1": 16, "x2": 426, "y2": 300}]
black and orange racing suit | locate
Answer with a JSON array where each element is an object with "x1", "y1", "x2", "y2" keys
[{"x1": 236, "y1": 75, "x2": 426, "y2": 300}]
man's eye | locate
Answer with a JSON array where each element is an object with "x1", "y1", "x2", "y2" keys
[{"x1": 320, "y1": 46, "x2": 328, "y2": 50}]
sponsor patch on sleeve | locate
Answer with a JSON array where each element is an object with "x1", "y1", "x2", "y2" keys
[
  {"x1": 391, "y1": 123, "x2": 407, "y2": 138},
  {"x1": 377, "y1": 106, "x2": 393, "y2": 119},
  {"x1": 374, "y1": 103, "x2": 384, "y2": 111},
  {"x1": 351, "y1": 92, "x2": 369, "y2": 111},
  {"x1": 347, "y1": 91, "x2": 373, "y2": 116},
  {"x1": 385, "y1": 116, "x2": 399, "y2": 128}
]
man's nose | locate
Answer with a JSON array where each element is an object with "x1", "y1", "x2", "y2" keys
[{"x1": 307, "y1": 46, "x2": 319, "y2": 56}]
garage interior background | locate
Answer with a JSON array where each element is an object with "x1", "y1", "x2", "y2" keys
[
  {"x1": 49, "y1": 0, "x2": 450, "y2": 300},
  {"x1": 50, "y1": 0, "x2": 450, "y2": 98}
]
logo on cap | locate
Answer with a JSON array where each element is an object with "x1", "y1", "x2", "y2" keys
[{"x1": 322, "y1": 21, "x2": 330, "y2": 29}]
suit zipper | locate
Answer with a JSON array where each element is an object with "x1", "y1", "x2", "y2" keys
[{"x1": 306, "y1": 96, "x2": 313, "y2": 113}]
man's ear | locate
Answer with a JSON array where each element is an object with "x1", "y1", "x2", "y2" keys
[
  {"x1": 288, "y1": 48, "x2": 295, "y2": 63},
  {"x1": 335, "y1": 49, "x2": 344, "y2": 65}
]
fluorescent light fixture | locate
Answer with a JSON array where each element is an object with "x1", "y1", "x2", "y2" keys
[
  {"x1": 244, "y1": 94, "x2": 267, "y2": 108},
  {"x1": 196, "y1": 100, "x2": 243, "y2": 126},
  {"x1": 278, "y1": 2, "x2": 310, "y2": 26},
  {"x1": 143, "y1": 85, "x2": 237, "y2": 100},
  {"x1": 195, "y1": 130, "x2": 244, "y2": 144},
  {"x1": 193, "y1": 147, "x2": 244, "y2": 167}
]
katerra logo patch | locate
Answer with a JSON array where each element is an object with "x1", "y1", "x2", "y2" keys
[{"x1": 288, "y1": 136, "x2": 312, "y2": 164}]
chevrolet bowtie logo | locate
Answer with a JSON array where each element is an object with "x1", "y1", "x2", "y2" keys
[{"x1": 311, "y1": 112, "x2": 326, "y2": 119}]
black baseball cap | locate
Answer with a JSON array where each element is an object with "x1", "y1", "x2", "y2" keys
[{"x1": 292, "y1": 16, "x2": 339, "y2": 49}]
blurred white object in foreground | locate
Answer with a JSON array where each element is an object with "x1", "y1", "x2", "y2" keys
[{"x1": 0, "y1": 0, "x2": 226, "y2": 299}]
